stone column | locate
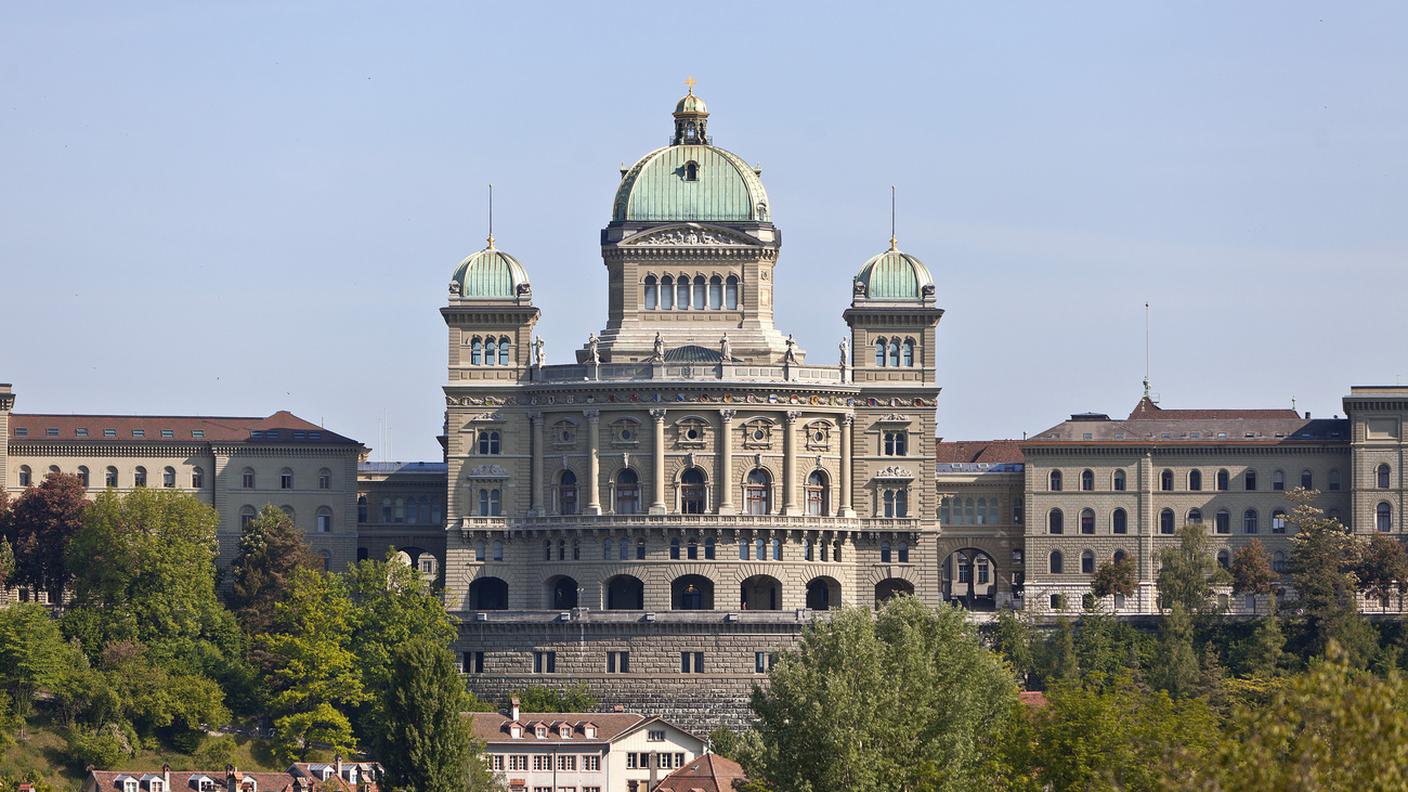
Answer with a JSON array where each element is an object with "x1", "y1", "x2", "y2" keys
[
  {"x1": 650, "y1": 409, "x2": 667, "y2": 514},
  {"x1": 717, "y1": 409, "x2": 736, "y2": 514},
  {"x1": 783, "y1": 410, "x2": 802, "y2": 516},
  {"x1": 530, "y1": 412, "x2": 545, "y2": 516},
  {"x1": 585, "y1": 409, "x2": 602, "y2": 515},
  {"x1": 839, "y1": 414, "x2": 855, "y2": 517}
]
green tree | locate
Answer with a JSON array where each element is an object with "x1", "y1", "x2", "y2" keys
[
  {"x1": 1090, "y1": 556, "x2": 1136, "y2": 601},
  {"x1": 376, "y1": 638, "x2": 496, "y2": 792},
  {"x1": 750, "y1": 599, "x2": 1016, "y2": 791},
  {"x1": 1230, "y1": 539, "x2": 1276, "y2": 615},
  {"x1": 1149, "y1": 604, "x2": 1200, "y2": 698},
  {"x1": 1356, "y1": 533, "x2": 1408, "y2": 612},
  {"x1": 0, "y1": 602, "x2": 84, "y2": 717},
  {"x1": 272, "y1": 702, "x2": 356, "y2": 764},
  {"x1": 1156, "y1": 523, "x2": 1229, "y2": 613},
  {"x1": 226, "y1": 505, "x2": 317, "y2": 636},
  {"x1": 1286, "y1": 490, "x2": 1376, "y2": 663},
  {"x1": 510, "y1": 684, "x2": 598, "y2": 713},
  {"x1": 1243, "y1": 606, "x2": 1287, "y2": 678},
  {"x1": 988, "y1": 609, "x2": 1036, "y2": 686},
  {"x1": 6, "y1": 472, "x2": 88, "y2": 601}
]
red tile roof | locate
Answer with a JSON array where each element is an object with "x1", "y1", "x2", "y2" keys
[
  {"x1": 654, "y1": 753, "x2": 749, "y2": 792},
  {"x1": 11, "y1": 411, "x2": 359, "y2": 445},
  {"x1": 88, "y1": 770, "x2": 297, "y2": 792},
  {"x1": 935, "y1": 440, "x2": 1025, "y2": 464},
  {"x1": 1126, "y1": 396, "x2": 1301, "y2": 421},
  {"x1": 469, "y1": 712, "x2": 648, "y2": 744},
  {"x1": 1019, "y1": 690, "x2": 1049, "y2": 708}
]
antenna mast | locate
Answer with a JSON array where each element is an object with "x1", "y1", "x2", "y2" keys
[
  {"x1": 889, "y1": 185, "x2": 897, "y2": 250},
  {"x1": 486, "y1": 184, "x2": 495, "y2": 249},
  {"x1": 1143, "y1": 302, "x2": 1151, "y2": 399}
]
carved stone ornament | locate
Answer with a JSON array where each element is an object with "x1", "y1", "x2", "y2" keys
[
  {"x1": 874, "y1": 465, "x2": 915, "y2": 480},
  {"x1": 467, "y1": 464, "x2": 510, "y2": 479},
  {"x1": 624, "y1": 225, "x2": 756, "y2": 247}
]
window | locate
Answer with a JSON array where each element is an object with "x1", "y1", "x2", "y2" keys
[
  {"x1": 1379, "y1": 464, "x2": 1392, "y2": 489},
  {"x1": 478, "y1": 430, "x2": 502, "y2": 455},
  {"x1": 704, "y1": 538, "x2": 715, "y2": 559},
  {"x1": 1080, "y1": 469, "x2": 1094, "y2": 491},
  {"x1": 1273, "y1": 551, "x2": 1287, "y2": 574},
  {"x1": 478, "y1": 488, "x2": 502, "y2": 516},
  {"x1": 888, "y1": 339, "x2": 900, "y2": 367},
  {"x1": 680, "y1": 651, "x2": 705, "y2": 673},
  {"x1": 1159, "y1": 508, "x2": 1175, "y2": 534},
  {"x1": 1272, "y1": 509, "x2": 1288, "y2": 534},
  {"x1": 881, "y1": 488, "x2": 908, "y2": 518},
  {"x1": 318, "y1": 469, "x2": 330, "y2": 489},
  {"x1": 881, "y1": 542, "x2": 892, "y2": 563},
  {"x1": 316, "y1": 507, "x2": 332, "y2": 533},
  {"x1": 805, "y1": 470, "x2": 829, "y2": 516},
  {"x1": 163, "y1": 466, "x2": 176, "y2": 488},
  {"x1": 659, "y1": 275, "x2": 674, "y2": 309},
  {"x1": 1112, "y1": 508, "x2": 1128, "y2": 534},
  {"x1": 606, "y1": 651, "x2": 630, "y2": 673},
  {"x1": 558, "y1": 755, "x2": 576, "y2": 771},
  {"x1": 670, "y1": 538, "x2": 681, "y2": 560},
  {"x1": 1301, "y1": 469, "x2": 1314, "y2": 490},
  {"x1": 709, "y1": 275, "x2": 722, "y2": 309},
  {"x1": 1328, "y1": 468, "x2": 1341, "y2": 491},
  {"x1": 492, "y1": 540, "x2": 504, "y2": 561},
  {"x1": 1081, "y1": 549, "x2": 1095, "y2": 574},
  {"x1": 192, "y1": 466, "x2": 204, "y2": 488},
  {"x1": 875, "y1": 338, "x2": 887, "y2": 367},
  {"x1": 1217, "y1": 549, "x2": 1230, "y2": 569},
  {"x1": 725, "y1": 275, "x2": 739, "y2": 309},
  {"x1": 1244, "y1": 508, "x2": 1259, "y2": 534},
  {"x1": 77, "y1": 465, "x2": 89, "y2": 488},
  {"x1": 1049, "y1": 550, "x2": 1063, "y2": 574},
  {"x1": 643, "y1": 275, "x2": 658, "y2": 309},
  {"x1": 242, "y1": 468, "x2": 255, "y2": 489},
  {"x1": 470, "y1": 337, "x2": 482, "y2": 364},
  {"x1": 898, "y1": 541, "x2": 909, "y2": 562},
  {"x1": 240, "y1": 506, "x2": 256, "y2": 530},
  {"x1": 1245, "y1": 469, "x2": 1258, "y2": 491},
  {"x1": 739, "y1": 540, "x2": 750, "y2": 560},
  {"x1": 1189, "y1": 470, "x2": 1202, "y2": 491},
  {"x1": 680, "y1": 467, "x2": 706, "y2": 514},
  {"x1": 1160, "y1": 469, "x2": 1174, "y2": 491},
  {"x1": 1378, "y1": 502, "x2": 1394, "y2": 533},
  {"x1": 555, "y1": 470, "x2": 579, "y2": 515},
  {"x1": 1113, "y1": 469, "x2": 1126, "y2": 491},
  {"x1": 106, "y1": 466, "x2": 118, "y2": 487},
  {"x1": 882, "y1": 430, "x2": 907, "y2": 456},
  {"x1": 616, "y1": 469, "x2": 640, "y2": 514},
  {"x1": 280, "y1": 468, "x2": 293, "y2": 489},
  {"x1": 485, "y1": 337, "x2": 497, "y2": 365},
  {"x1": 745, "y1": 468, "x2": 771, "y2": 515},
  {"x1": 1049, "y1": 470, "x2": 1063, "y2": 491},
  {"x1": 1048, "y1": 508, "x2": 1064, "y2": 534},
  {"x1": 509, "y1": 755, "x2": 527, "y2": 771},
  {"x1": 636, "y1": 538, "x2": 646, "y2": 560},
  {"x1": 1079, "y1": 508, "x2": 1095, "y2": 534},
  {"x1": 499, "y1": 336, "x2": 511, "y2": 366},
  {"x1": 677, "y1": 273, "x2": 690, "y2": 309},
  {"x1": 533, "y1": 651, "x2": 557, "y2": 674},
  {"x1": 754, "y1": 652, "x2": 778, "y2": 674},
  {"x1": 1216, "y1": 469, "x2": 1230, "y2": 491},
  {"x1": 17, "y1": 465, "x2": 31, "y2": 487},
  {"x1": 902, "y1": 339, "x2": 915, "y2": 367},
  {"x1": 465, "y1": 651, "x2": 484, "y2": 674},
  {"x1": 134, "y1": 466, "x2": 147, "y2": 487},
  {"x1": 1272, "y1": 470, "x2": 1285, "y2": 491},
  {"x1": 1187, "y1": 508, "x2": 1203, "y2": 525},
  {"x1": 1214, "y1": 509, "x2": 1230, "y2": 534},
  {"x1": 693, "y1": 275, "x2": 706, "y2": 309},
  {"x1": 648, "y1": 729, "x2": 666, "y2": 742},
  {"x1": 584, "y1": 756, "x2": 601, "y2": 772}
]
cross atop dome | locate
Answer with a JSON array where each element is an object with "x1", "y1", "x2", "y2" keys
[{"x1": 672, "y1": 76, "x2": 709, "y2": 145}]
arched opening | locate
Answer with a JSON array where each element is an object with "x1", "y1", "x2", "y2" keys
[
  {"x1": 1080, "y1": 469, "x2": 1094, "y2": 491},
  {"x1": 725, "y1": 275, "x2": 739, "y2": 309},
  {"x1": 874, "y1": 578, "x2": 915, "y2": 607},
  {"x1": 740, "y1": 575, "x2": 782, "y2": 611},
  {"x1": 605, "y1": 574, "x2": 644, "y2": 610},
  {"x1": 558, "y1": 470, "x2": 578, "y2": 515},
  {"x1": 805, "y1": 576, "x2": 841, "y2": 610},
  {"x1": 805, "y1": 470, "x2": 829, "y2": 516},
  {"x1": 615, "y1": 469, "x2": 640, "y2": 514},
  {"x1": 680, "y1": 467, "x2": 707, "y2": 514},
  {"x1": 745, "y1": 468, "x2": 772, "y2": 515},
  {"x1": 644, "y1": 275, "x2": 658, "y2": 310},
  {"x1": 547, "y1": 576, "x2": 579, "y2": 610},
  {"x1": 942, "y1": 548, "x2": 998, "y2": 611},
  {"x1": 468, "y1": 577, "x2": 509, "y2": 610},
  {"x1": 672, "y1": 575, "x2": 714, "y2": 610}
]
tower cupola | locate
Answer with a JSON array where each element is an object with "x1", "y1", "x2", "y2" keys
[{"x1": 672, "y1": 77, "x2": 709, "y2": 145}]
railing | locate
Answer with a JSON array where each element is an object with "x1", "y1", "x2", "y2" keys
[
  {"x1": 458, "y1": 513, "x2": 925, "y2": 533},
  {"x1": 531, "y1": 362, "x2": 847, "y2": 385}
]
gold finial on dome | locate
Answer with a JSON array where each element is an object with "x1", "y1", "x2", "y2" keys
[
  {"x1": 486, "y1": 183, "x2": 496, "y2": 249},
  {"x1": 888, "y1": 185, "x2": 898, "y2": 251},
  {"x1": 685, "y1": 75, "x2": 697, "y2": 94}
]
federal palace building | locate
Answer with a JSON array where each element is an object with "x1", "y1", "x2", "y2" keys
[{"x1": 5, "y1": 85, "x2": 1407, "y2": 728}]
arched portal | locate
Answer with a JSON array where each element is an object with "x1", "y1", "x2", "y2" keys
[
  {"x1": 547, "y1": 575, "x2": 579, "y2": 610},
  {"x1": 874, "y1": 578, "x2": 914, "y2": 607},
  {"x1": 805, "y1": 576, "x2": 841, "y2": 610},
  {"x1": 672, "y1": 575, "x2": 714, "y2": 610},
  {"x1": 468, "y1": 576, "x2": 509, "y2": 610},
  {"x1": 605, "y1": 575, "x2": 644, "y2": 610},
  {"x1": 941, "y1": 547, "x2": 998, "y2": 611},
  {"x1": 740, "y1": 575, "x2": 782, "y2": 611}
]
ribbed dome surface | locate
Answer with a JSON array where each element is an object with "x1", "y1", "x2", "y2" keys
[
  {"x1": 451, "y1": 245, "x2": 531, "y2": 299},
  {"x1": 855, "y1": 247, "x2": 935, "y2": 300},
  {"x1": 613, "y1": 144, "x2": 768, "y2": 223}
]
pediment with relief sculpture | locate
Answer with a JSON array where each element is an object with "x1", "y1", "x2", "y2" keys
[{"x1": 620, "y1": 223, "x2": 760, "y2": 248}]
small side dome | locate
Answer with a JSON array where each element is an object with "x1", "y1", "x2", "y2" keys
[
  {"x1": 449, "y1": 241, "x2": 531, "y2": 301},
  {"x1": 675, "y1": 91, "x2": 708, "y2": 115},
  {"x1": 854, "y1": 243, "x2": 935, "y2": 301}
]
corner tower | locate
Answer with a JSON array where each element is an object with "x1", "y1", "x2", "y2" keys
[{"x1": 586, "y1": 84, "x2": 793, "y2": 364}]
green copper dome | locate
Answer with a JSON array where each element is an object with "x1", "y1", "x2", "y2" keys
[
  {"x1": 675, "y1": 92, "x2": 708, "y2": 114},
  {"x1": 450, "y1": 243, "x2": 531, "y2": 300},
  {"x1": 854, "y1": 244, "x2": 935, "y2": 301},
  {"x1": 613, "y1": 144, "x2": 770, "y2": 223}
]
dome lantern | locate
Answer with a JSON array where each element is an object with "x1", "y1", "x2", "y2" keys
[{"x1": 671, "y1": 76, "x2": 709, "y2": 146}]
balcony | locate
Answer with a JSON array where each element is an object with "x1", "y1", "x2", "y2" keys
[{"x1": 457, "y1": 513, "x2": 924, "y2": 535}]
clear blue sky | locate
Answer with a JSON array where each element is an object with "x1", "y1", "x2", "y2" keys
[{"x1": 3, "y1": 3, "x2": 1405, "y2": 460}]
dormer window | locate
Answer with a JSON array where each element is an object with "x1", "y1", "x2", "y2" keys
[
  {"x1": 684, "y1": 160, "x2": 699, "y2": 181},
  {"x1": 560, "y1": 724, "x2": 572, "y2": 738},
  {"x1": 583, "y1": 723, "x2": 597, "y2": 738},
  {"x1": 535, "y1": 725, "x2": 548, "y2": 739},
  {"x1": 510, "y1": 723, "x2": 523, "y2": 738}
]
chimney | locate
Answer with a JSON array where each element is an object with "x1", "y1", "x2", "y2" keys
[
  {"x1": 613, "y1": 704, "x2": 624, "y2": 712},
  {"x1": 1305, "y1": 411, "x2": 1312, "y2": 419},
  {"x1": 510, "y1": 696, "x2": 520, "y2": 722},
  {"x1": 226, "y1": 765, "x2": 237, "y2": 792},
  {"x1": 334, "y1": 755, "x2": 343, "y2": 777},
  {"x1": 162, "y1": 764, "x2": 171, "y2": 791}
]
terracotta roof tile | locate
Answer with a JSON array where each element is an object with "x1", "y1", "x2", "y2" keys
[
  {"x1": 934, "y1": 440, "x2": 1025, "y2": 464},
  {"x1": 655, "y1": 753, "x2": 749, "y2": 792},
  {"x1": 11, "y1": 411, "x2": 359, "y2": 445},
  {"x1": 470, "y1": 712, "x2": 646, "y2": 743}
]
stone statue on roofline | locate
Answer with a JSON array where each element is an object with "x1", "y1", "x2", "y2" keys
[
  {"x1": 652, "y1": 332, "x2": 666, "y2": 363},
  {"x1": 720, "y1": 333, "x2": 732, "y2": 363},
  {"x1": 587, "y1": 333, "x2": 600, "y2": 365},
  {"x1": 784, "y1": 334, "x2": 799, "y2": 365}
]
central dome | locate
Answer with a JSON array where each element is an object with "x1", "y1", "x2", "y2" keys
[{"x1": 612, "y1": 144, "x2": 770, "y2": 223}]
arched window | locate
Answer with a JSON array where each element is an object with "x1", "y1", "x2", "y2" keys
[
  {"x1": 1189, "y1": 470, "x2": 1202, "y2": 491},
  {"x1": 475, "y1": 541, "x2": 486, "y2": 562},
  {"x1": 191, "y1": 466, "x2": 204, "y2": 488},
  {"x1": 162, "y1": 466, "x2": 176, "y2": 488},
  {"x1": 880, "y1": 542, "x2": 892, "y2": 563},
  {"x1": 660, "y1": 275, "x2": 675, "y2": 309},
  {"x1": 478, "y1": 430, "x2": 501, "y2": 455},
  {"x1": 280, "y1": 468, "x2": 294, "y2": 489},
  {"x1": 1244, "y1": 508, "x2": 1259, "y2": 534},
  {"x1": 1159, "y1": 508, "x2": 1175, "y2": 534},
  {"x1": 875, "y1": 338, "x2": 887, "y2": 367},
  {"x1": 1215, "y1": 509, "x2": 1230, "y2": 534},
  {"x1": 1113, "y1": 549, "x2": 1127, "y2": 564},
  {"x1": 1080, "y1": 508, "x2": 1095, "y2": 534},
  {"x1": 644, "y1": 275, "x2": 658, "y2": 309},
  {"x1": 77, "y1": 465, "x2": 89, "y2": 488},
  {"x1": 676, "y1": 274, "x2": 690, "y2": 309},
  {"x1": 492, "y1": 541, "x2": 503, "y2": 561},
  {"x1": 1245, "y1": 469, "x2": 1258, "y2": 491},
  {"x1": 357, "y1": 495, "x2": 368, "y2": 523},
  {"x1": 134, "y1": 466, "x2": 148, "y2": 487},
  {"x1": 806, "y1": 470, "x2": 829, "y2": 516},
  {"x1": 499, "y1": 336, "x2": 510, "y2": 366},
  {"x1": 47, "y1": 465, "x2": 58, "y2": 476},
  {"x1": 484, "y1": 337, "x2": 497, "y2": 365},
  {"x1": 616, "y1": 469, "x2": 640, "y2": 515},
  {"x1": 558, "y1": 470, "x2": 578, "y2": 515},
  {"x1": 686, "y1": 538, "x2": 698, "y2": 559},
  {"x1": 1379, "y1": 464, "x2": 1392, "y2": 489},
  {"x1": 1049, "y1": 470, "x2": 1063, "y2": 491},
  {"x1": 1160, "y1": 469, "x2": 1174, "y2": 491},
  {"x1": 1272, "y1": 509, "x2": 1288, "y2": 534},
  {"x1": 976, "y1": 497, "x2": 987, "y2": 525},
  {"x1": 1048, "y1": 508, "x2": 1064, "y2": 534},
  {"x1": 1272, "y1": 470, "x2": 1285, "y2": 491},
  {"x1": 1272, "y1": 551, "x2": 1287, "y2": 573},
  {"x1": 670, "y1": 538, "x2": 681, "y2": 560},
  {"x1": 1328, "y1": 468, "x2": 1342, "y2": 491},
  {"x1": 1216, "y1": 469, "x2": 1230, "y2": 491},
  {"x1": 18, "y1": 465, "x2": 31, "y2": 487},
  {"x1": 709, "y1": 275, "x2": 722, "y2": 309},
  {"x1": 619, "y1": 537, "x2": 630, "y2": 560},
  {"x1": 636, "y1": 538, "x2": 646, "y2": 559},
  {"x1": 1049, "y1": 550, "x2": 1064, "y2": 574},
  {"x1": 725, "y1": 275, "x2": 739, "y2": 309},
  {"x1": 898, "y1": 542, "x2": 909, "y2": 562},
  {"x1": 106, "y1": 466, "x2": 119, "y2": 487},
  {"x1": 1187, "y1": 508, "x2": 1203, "y2": 525},
  {"x1": 1217, "y1": 549, "x2": 1230, "y2": 569},
  {"x1": 1112, "y1": 508, "x2": 1127, "y2": 534},
  {"x1": 393, "y1": 497, "x2": 405, "y2": 522},
  {"x1": 320, "y1": 468, "x2": 333, "y2": 490},
  {"x1": 1113, "y1": 469, "x2": 1126, "y2": 491},
  {"x1": 381, "y1": 497, "x2": 393, "y2": 522},
  {"x1": 1300, "y1": 469, "x2": 1313, "y2": 490},
  {"x1": 1080, "y1": 469, "x2": 1094, "y2": 491},
  {"x1": 543, "y1": 540, "x2": 552, "y2": 561},
  {"x1": 1378, "y1": 502, "x2": 1394, "y2": 533},
  {"x1": 316, "y1": 507, "x2": 332, "y2": 533},
  {"x1": 745, "y1": 468, "x2": 772, "y2": 515},
  {"x1": 685, "y1": 160, "x2": 699, "y2": 181},
  {"x1": 901, "y1": 339, "x2": 915, "y2": 367},
  {"x1": 1081, "y1": 549, "x2": 1095, "y2": 574},
  {"x1": 705, "y1": 538, "x2": 715, "y2": 559},
  {"x1": 680, "y1": 468, "x2": 706, "y2": 514},
  {"x1": 239, "y1": 505, "x2": 257, "y2": 530},
  {"x1": 888, "y1": 339, "x2": 900, "y2": 367},
  {"x1": 471, "y1": 337, "x2": 482, "y2": 365},
  {"x1": 693, "y1": 275, "x2": 706, "y2": 309}
]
